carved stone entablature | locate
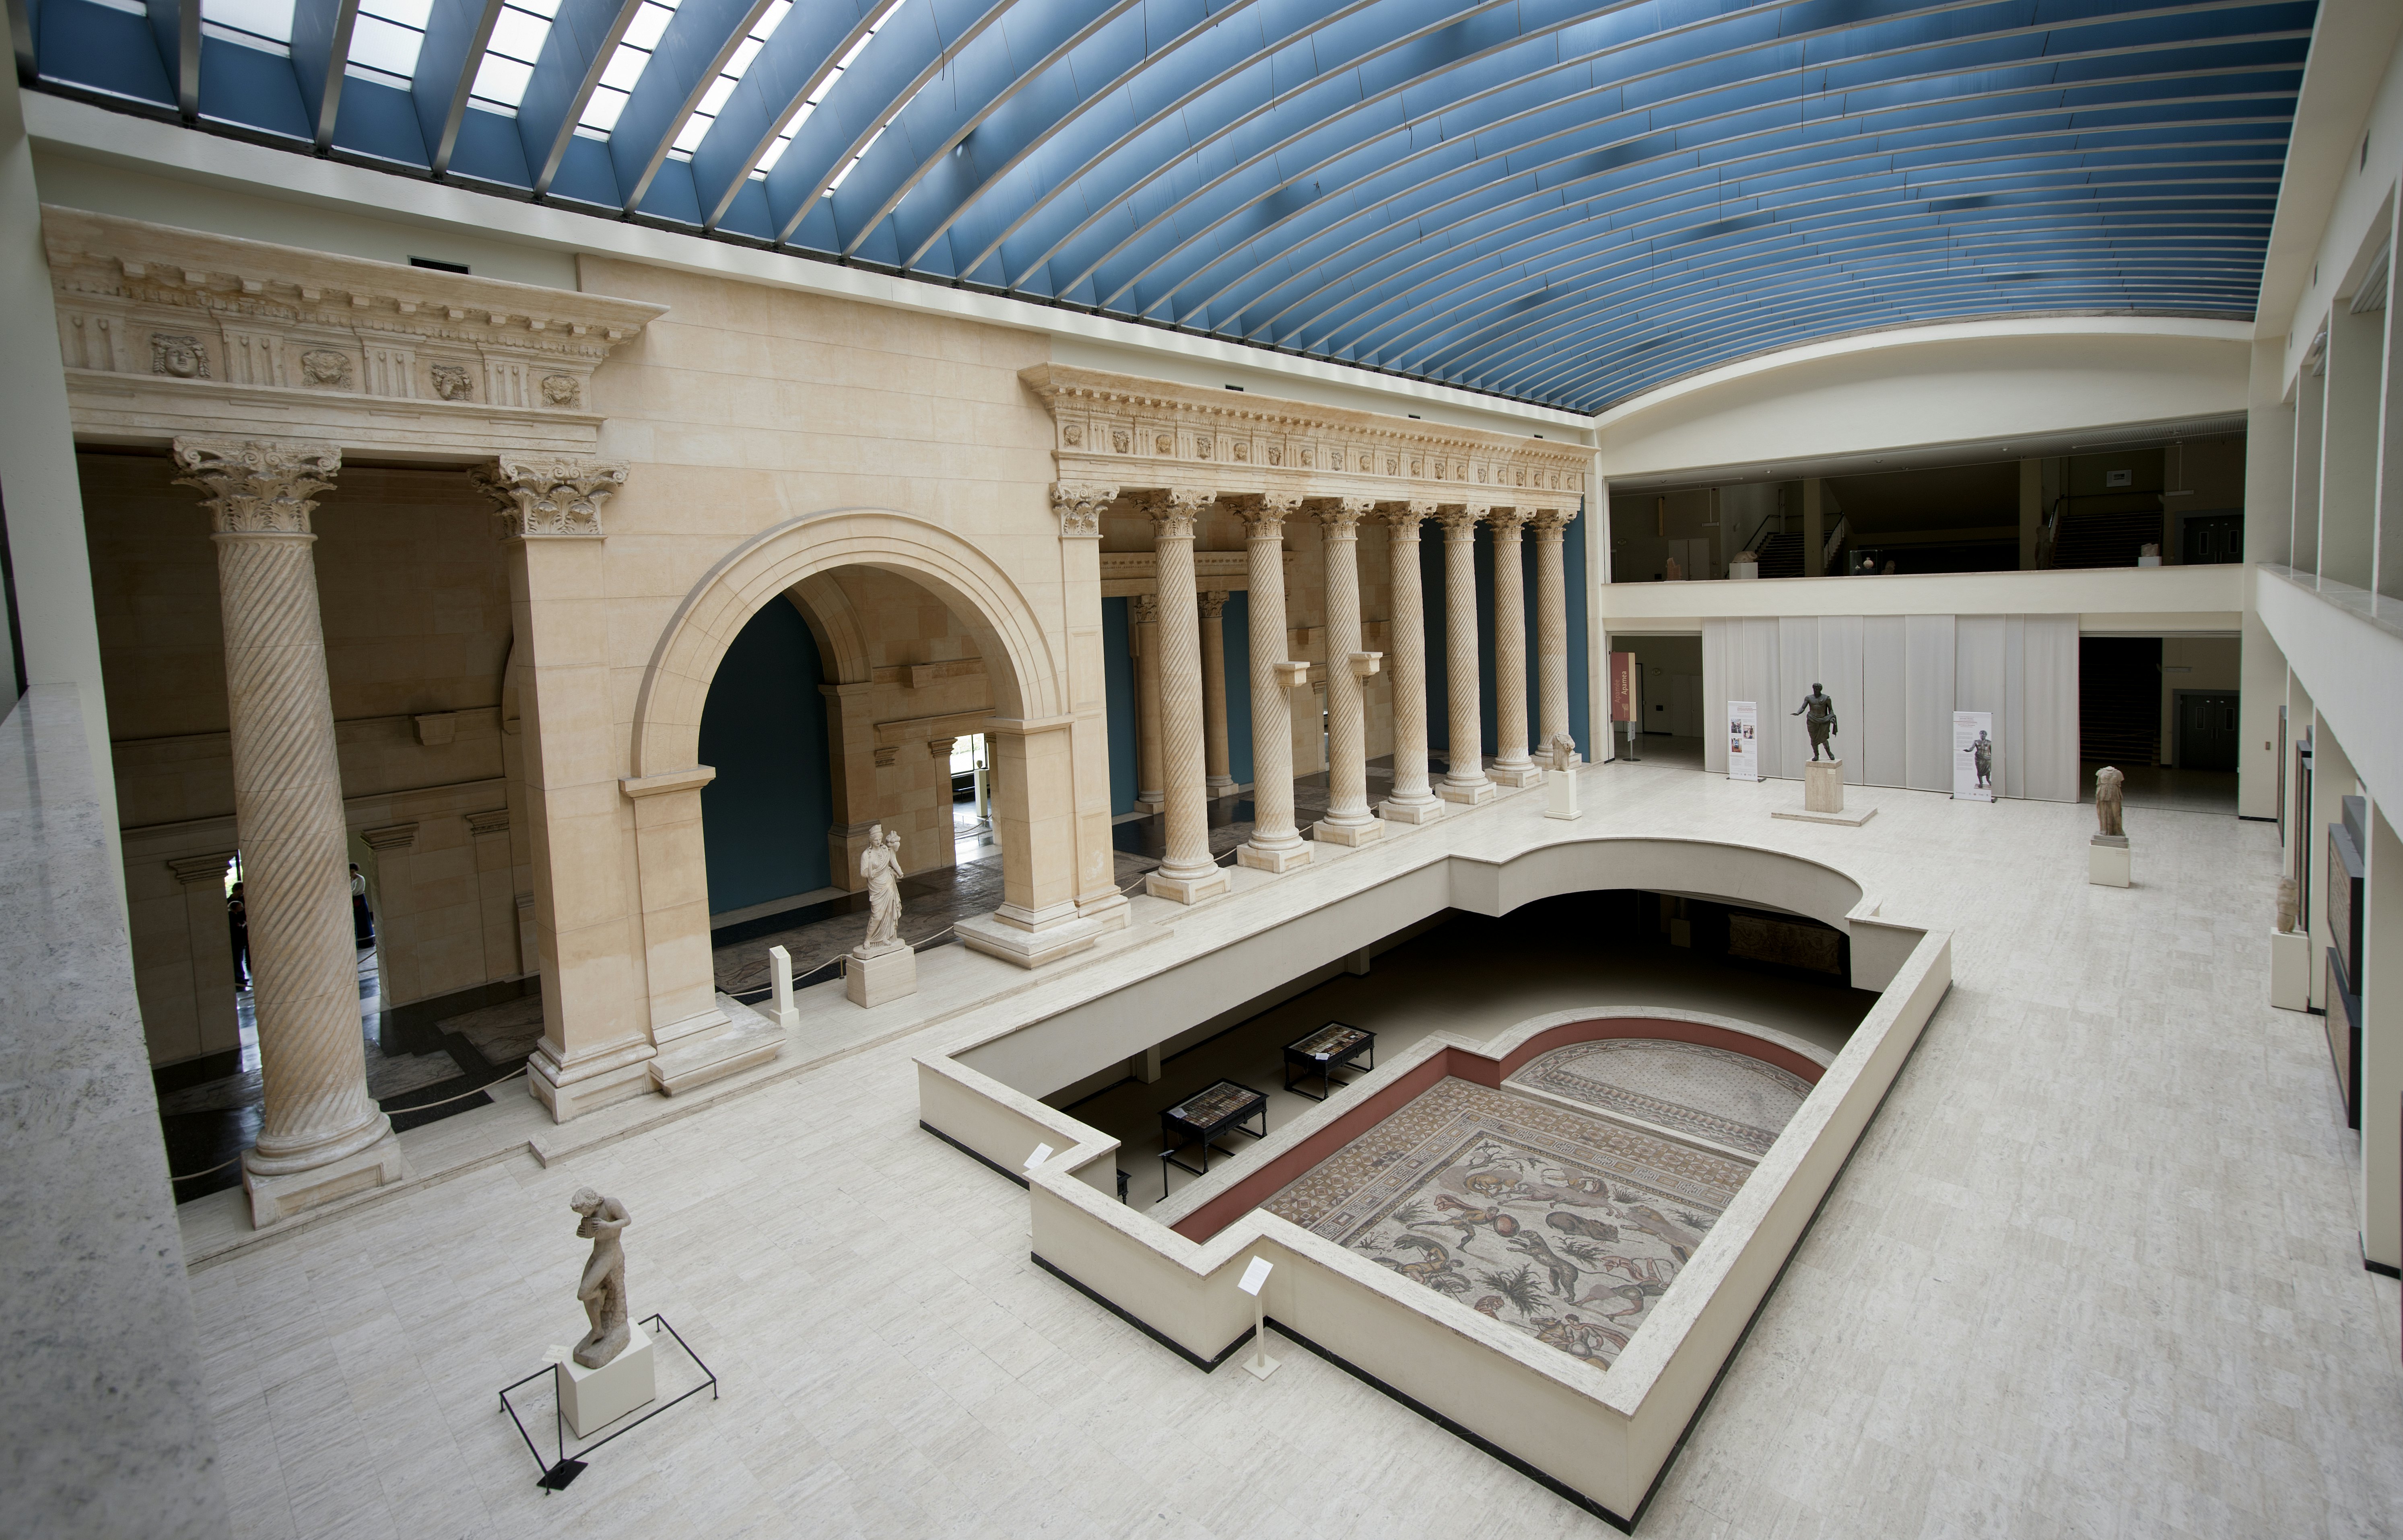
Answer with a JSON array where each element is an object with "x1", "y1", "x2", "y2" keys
[
  {"x1": 1096, "y1": 547, "x2": 1292, "y2": 598},
  {"x1": 1021, "y1": 363, "x2": 1591, "y2": 515},
  {"x1": 42, "y1": 207, "x2": 663, "y2": 457},
  {"x1": 171, "y1": 437, "x2": 341, "y2": 535},
  {"x1": 475, "y1": 455, "x2": 629, "y2": 539}
]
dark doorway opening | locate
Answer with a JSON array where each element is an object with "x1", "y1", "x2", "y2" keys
[
  {"x1": 2079, "y1": 636, "x2": 2161, "y2": 766},
  {"x1": 2174, "y1": 690, "x2": 2240, "y2": 771}
]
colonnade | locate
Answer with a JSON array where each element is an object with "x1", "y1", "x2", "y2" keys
[{"x1": 1113, "y1": 489, "x2": 1579, "y2": 900}]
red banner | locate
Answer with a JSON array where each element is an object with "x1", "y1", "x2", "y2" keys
[{"x1": 1610, "y1": 652, "x2": 1637, "y2": 722}]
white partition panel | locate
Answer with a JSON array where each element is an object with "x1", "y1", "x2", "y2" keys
[
  {"x1": 1859, "y1": 615, "x2": 1908, "y2": 788},
  {"x1": 1819, "y1": 615, "x2": 1865, "y2": 785},
  {"x1": 1777, "y1": 616, "x2": 1823, "y2": 781},
  {"x1": 1903, "y1": 615, "x2": 1956, "y2": 792},
  {"x1": 1702, "y1": 618, "x2": 1732, "y2": 773},
  {"x1": 2021, "y1": 615, "x2": 2080, "y2": 801},
  {"x1": 1739, "y1": 617, "x2": 1783, "y2": 777},
  {"x1": 2003, "y1": 615, "x2": 2028, "y2": 799}
]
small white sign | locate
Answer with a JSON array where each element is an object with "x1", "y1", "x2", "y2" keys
[
  {"x1": 1023, "y1": 1143, "x2": 1054, "y2": 1172},
  {"x1": 1237, "y1": 1257, "x2": 1274, "y2": 1297},
  {"x1": 1953, "y1": 712, "x2": 1995, "y2": 802},
  {"x1": 1728, "y1": 701, "x2": 1759, "y2": 782}
]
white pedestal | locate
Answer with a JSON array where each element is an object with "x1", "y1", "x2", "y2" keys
[
  {"x1": 2269, "y1": 927, "x2": 2311, "y2": 1010},
  {"x1": 845, "y1": 942, "x2": 917, "y2": 1007},
  {"x1": 1770, "y1": 761, "x2": 1875, "y2": 826},
  {"x1": 2089, "y1": 835, "x2": 2130, "y2": 887},
  {"x1": 558, "y1": 1320, "x2": 655, "y2": 1438},
  {"x1": 1545, "y1": 768, "x2": 1581, "y2": 820}
]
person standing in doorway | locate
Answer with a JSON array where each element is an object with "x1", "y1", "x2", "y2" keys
[
  {"x1": 228, "y1": 881, "x2": 249, "y2": 992},
  {"x1": 350, "y1": 863, "x2": 375, "y2": 949}
]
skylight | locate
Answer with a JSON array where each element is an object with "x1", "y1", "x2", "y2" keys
[
  {"x1": 750, "y1": 8, "x2": 886, "y2": 177},
  {"x1": 470, "y1": 0, "x2": 563, "y2": 114},
  {"x1": 347, "y1": 0, "x2": 432, "y2": 89},
  {"x1": 577, "y1": 0, "x2": 681, "y2": 138},
  {"x1": 199, "y1": 0, "x2": 295, "y2": 49}
]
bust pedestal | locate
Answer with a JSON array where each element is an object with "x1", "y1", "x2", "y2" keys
[
  {"x1": 557, "y1": 1320, "x2": 655, "y2": 1438},
  {"x1": 1771, "y1": 760, "x2": 1876, "y2": 826},
  {"x1": 2269, "y1": 926, "x2": 2310, "y2": 1009},
  {"x1": 1545, "y1": 766, "x2": 1581, "y2": 821},
  {"x1": 846, "y1": 941, "x2": 917, "y2": 1007},
  {"x1": 2089, "y1": 834, "x2": 2131, "y2": 888}
]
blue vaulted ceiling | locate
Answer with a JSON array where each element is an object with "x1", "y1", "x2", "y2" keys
[{"x1": 22, "y1": 0, "x2": 2313, "y2": 411}]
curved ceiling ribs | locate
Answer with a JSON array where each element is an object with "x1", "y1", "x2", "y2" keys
[{"x1": 34, "y1": 0, "x2": 2309, "y2": 410}]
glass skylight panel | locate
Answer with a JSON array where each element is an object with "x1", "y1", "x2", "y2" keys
[
  {"x1": 346, "y1": 0, "x2": 430, "y2": 86},
  {"x1": 200, "y1": 0, "x2": 295, "y2": 47},
  {"x1": 739, "y1": 0, "x2": 890, "y2": 177},
  {"x1": 472, "y1": 1, "x2": 559, "y2": 111},
  {"x1": 663, "y1": 0, "x2": 792, "y2": 159},
  {"x1": 578, "y1": 0, "x2": 678, "y2": 134}
]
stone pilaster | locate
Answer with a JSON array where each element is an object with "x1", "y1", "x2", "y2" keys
[
  {"x1": 1379, "y1": 501, "x2": 1443, "y2": 825},
  {"x1": 1131, "y1": 593, "x2": 1164, "y2": 813},
  {"x1": 172, "y1": 436, "x2": 406, "y2": 1227},
  {"x1": 477, "y1": 453, "x2": 657, "y2": 1122},
  {"x1": 1199, "y1": 591, "x2": 1234, "y2": 797},
  {"x1": 1143, "y1": 489, "x2": 1230, "y2": 904},
  {"x1": 1053, "y1": 482, "x2": 1128, "y2": 933},
  {"x1": 1532, "y1": 509, "x2": 1579, "y2": 762},
  {"x1": 1313, "y1": 498, "x2": 1383, "y2": 846},
  {"x1": 1436, "y1": 506, "x2": 1495, "y2": 804},
  {"x1": 1487, "y1": 509, "x2": 1539, "y2": 787},
  {"x1": 1237, "y1": 494, "x2": 1309, "y2": 873}
]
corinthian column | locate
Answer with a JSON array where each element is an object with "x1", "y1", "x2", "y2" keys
[
  {"x1": 1436, "y1": 507, "x2": 1495, "y2": 804},
  {"x1": 1144, "y1": 489, "x2": 1230, "y2": 904},
  {"x1": 1487, "y1": 509, "x2": 1540, "y2": 787},
  {"x1": 1314, "y1": 498, "x2": 1383, "y2": 846},
  {"x1": 1532, "y1": 508, "x2": 1580, "y2": 762},
  {"x1": 1379, "y1": 501, "x2": 1443, "y2": 824},
  {"x1": 173, "y1": 438, "x2": 405, "y2": 1227},
  {"x1": 1237, "y1": 494, "x2": 1309, "y2": 873},
  {"x1": 1132, "y1": 594, "x2": 1164, "y2": 813},
  {"x1": 1200, "y1": 591, "x2": 1234, "y2": 797}
]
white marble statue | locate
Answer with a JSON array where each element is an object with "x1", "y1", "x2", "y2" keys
[
  {"x1": 2094, "y1": 766, "x2": 2125, "y2": 837},
  {"x1": 860, "y1": 824, "x2": 904, "y2": 953},
  {"x1": 1548, "y1": 732, "x2": 1578, "y2": 770},
  {"x1": 570, "y1": 1188, "x2": 633, "y2": 1369}
]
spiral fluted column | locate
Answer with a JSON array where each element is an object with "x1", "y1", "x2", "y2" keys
[
  {"x1": 1144, "y1": 490, "x2": 1229, "y2": 904},
  {"x1": 1199, "y1": 591, "x2": 1234, "y2": 797},
  {"x1": 1532, "y1": 509, "x2": 1579, "y2": 763},
  {"x1": 1313, "y1": 498, "x2": 1383, "y2": 845},
  {"x1": 1436, "y1": 507, "x2": 1496, "y2": 804},
  {"x1": 1487, "y1": 509, "x2": 1540, "y2": 787},
  {"x1": 173, "y1": 437, "x2": 404, "y2": 1228},
  {"x1": 1237, "y1": 495, "x2": 1309, "y2": 873},
  {"x1": 1132, "y1": 594, "x2": 1164, "y2": 812},
  {"x1": 1379, "y1": 502, "x2": 1443, "y2": 824}
]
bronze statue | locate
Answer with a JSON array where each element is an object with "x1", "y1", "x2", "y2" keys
[
  {"x1": 1791, "y1": 684, "x2": 1838, "y2": 762},
  {"x1": 2094, "y1": 766, "x2": 2125, "y2": 837},
  {"x1": 570, "y1": 1188, "x2": 633, "y2": 1368}
]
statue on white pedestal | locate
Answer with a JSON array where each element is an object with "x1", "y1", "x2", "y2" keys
[
  {"x1": 1548, "y1": 732, "x2": 1578, "y2": 770},
  {"x1": 569, "y1": 1188, "x2": 632, "y2": 1368},
  {"x1": 860, "y1": 824, "x2": 904, "y2": 953},
  {"x1": 2094, "y1": 766, "x2": 2125, "y2": 837},
  {"x1": 1791, "y1": 684, "x2": 1838, "y2": 762}
]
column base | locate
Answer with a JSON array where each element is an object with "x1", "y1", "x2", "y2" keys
[
  {"x1": 528, "y1": 1039, "x2": 658, "y2": 1124},
  {"x1": 845, "y1": 942, "x2": 919, "y2": 1007},
  {"x1": 1135, "y1": 793, "x2": 1165, "y2": 815},
  {"x1": 1379, "y1": 794, "x2": 1444, "y2": 825},
  {"x1": 1237, "y1": 840, "x2": 1311, "y2": 873},
  {"x1": 1438, "y1": 778, "x2": 1496, "y2": 805},
  {"x1": 957, "y1": 909, "x2": 1101, "y2": 968},
  {"x1": 650, "y1": 1003, "x2": 784, "y2": 1094},
  {"x1": 1490, "y1": 760, "x2": 1543, "y2": 789},
  {"x1": 1077, "y1": 891, "x2": 1132, "y2": 932},
  {"x1": 1206, "y1": 775, "x2": 1237, "y2": 797},
  {"x1": 242, "y1": 1132, "x2": 408, "y2": 1229},
  {"x1": 1313, "y1": 815, "x2": 1384, "y2": 847},
  {"x1": 1146, "y1": 866, "x2": 1231, "y2": 905}
]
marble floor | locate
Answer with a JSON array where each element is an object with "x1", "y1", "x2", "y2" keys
[{"x1": 182, "y1": 758, "x2": 2403, "y2": 1539}]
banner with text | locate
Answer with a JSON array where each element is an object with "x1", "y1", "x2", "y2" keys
[
  {"x1": 1729, "y1": 701, "x2": 1759, "y2": 781},
  {"x1": 1953, "y1": 711, "x2": 1996, "y2": 801}
]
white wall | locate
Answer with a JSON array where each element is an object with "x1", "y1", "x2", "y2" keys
[
  {"x1": 1594, "y1": 321, "x2": 2250, "y2": 480},
  {"x1": 1600, "y1": 563, "x2": 2240, "y2": 628}
]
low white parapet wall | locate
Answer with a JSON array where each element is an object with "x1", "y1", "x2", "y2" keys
[{"x1": 917, "y1": 836, "x2": 1952, "y2": 1525}]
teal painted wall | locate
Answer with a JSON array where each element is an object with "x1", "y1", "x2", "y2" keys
[{"x1": 697, "y1": 597, "x2": 833, "y2": 914}]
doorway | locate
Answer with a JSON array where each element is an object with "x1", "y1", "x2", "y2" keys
[{"x1": 2174, "y1": 691, "x2": 2240, "y2": 772}]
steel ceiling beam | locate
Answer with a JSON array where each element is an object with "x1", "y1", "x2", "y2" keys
[
  {"x1": 519, "y1": 0, "x2": 648, "y2": 198},
  {"x1": 414, "y1": 0, "x2": 510, "y2": 176},
  {"x1": 608, "y1": 0, "x2": 782, "y2": 214},
  {"x1": 686, "y1": 0, "x2": 886, "y2": 230}
]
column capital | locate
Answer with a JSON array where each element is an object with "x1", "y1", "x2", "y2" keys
[
  {"x1": 1313, "y1": 497, "x2": 1378, "y2": 534},
  {"x1": 1131, "y1": 593, "x2": 1158, "y2": 625},
  {"x1": 1134, "y1": 486, "x2": 1217, "y2": 539},
  {"x1": 172, "y1": 437, "x2": 341, "y2": 535},
  {"x1": 474, "y1": 454, "x2": 628, "y2": 540},
  {"x1": 1486, "y1": 506, "x2": 1529, "y2": 535},
  {"x1": 167, "y1": 851, "x2": 239, "y2": 885},
  {"x1": 1233, "y1": 491, "x2": 1302, "y2": 535},
  {"x1": 1434, "y1": 506, "x2": 1485, "y2": 538},
  {"x1": 1199, "y1": 590, "x2": 1230, "y2": 620},
  {"x1": 1527, "y1": 506, "x2": 1580, "y2": 539},
  {"x1": 1379, "y1": 501, "x2": 1438, "y2": 535},
  {"x1": 1051, "y1": 481, "x2": 1119, "y2": 538}
]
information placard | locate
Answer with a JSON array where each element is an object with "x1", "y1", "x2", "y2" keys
[
  {"x1": 1728, "y1": 701, "x2": 1759, "y2": 781},
  {"x1": 1952, "y1": 712, "x2": 1995, "y2": 801}
]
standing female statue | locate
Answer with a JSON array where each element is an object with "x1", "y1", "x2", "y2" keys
[
  {"x1": 569, "y1": 1188, "x2": 633, "y2": 1368},
  {"x1": 860, "y1": 824, "x2": 905, "y2": 952},
  {"x1": 2094, "y1": 766, "x2": 2125, "y2": 837}
]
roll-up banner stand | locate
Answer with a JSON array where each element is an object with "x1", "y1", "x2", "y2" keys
[
  {"x1": 1728, "y1": 701, "x2": 1759, "y2": 781},
  {"x1": 1610, "y1": 651, "x2": 1638, "y2": 761},
  {"x1": 1953, "y1": 711, "x2": 1995, "y2": 802}
]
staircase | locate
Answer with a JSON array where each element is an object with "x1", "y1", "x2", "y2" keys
[
  {"x1": 2079, "y1": 637, "x2": 2160, "y2": 766},
  {"x1": 1754, "y1": 532, "x2": 1803, "y2": 578},
  {"x1": 2051, "y1": 508, "x2": 2164, "y2": 569}
]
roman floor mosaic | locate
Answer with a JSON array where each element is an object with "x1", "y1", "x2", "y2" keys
[
  {"x1": 1506, "y1": 1038, "x2": 1813, "y2": 1157},
  {"x1": 1263, "y1": 1077, "x2": 1748, "y2": 1368}
]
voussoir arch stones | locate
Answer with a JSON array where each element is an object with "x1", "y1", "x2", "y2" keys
[{"x1": 631, "y1": 507, "x2": 1062, "y2": 779}]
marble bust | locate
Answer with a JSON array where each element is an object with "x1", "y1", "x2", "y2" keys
[
  {"x1": 2094, "y1": 766, "x2": 2125, "y2": 837},
  {"x1": 569, "y1": 1188, "x2": 633, "y2": 1369}
]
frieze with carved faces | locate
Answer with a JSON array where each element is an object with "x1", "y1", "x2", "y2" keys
[{"x1": 150, "y1": 332, "x2": 209, "y2": 379}]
